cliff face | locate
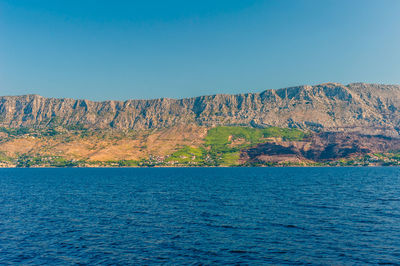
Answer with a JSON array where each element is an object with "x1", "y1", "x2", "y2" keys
[{"x1": 1, "y1": 83, "x2": 400, "y2": 136}]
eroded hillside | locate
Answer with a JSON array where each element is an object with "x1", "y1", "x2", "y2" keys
[{"x1": 1, "y1": 125, "x2": 400, "y2": 167}]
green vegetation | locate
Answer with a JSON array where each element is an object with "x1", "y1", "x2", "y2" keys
[
  {"x1": 117, "y1": 160, "x2": 140, "y2": 167},
  {"x1": 204, "y1": 126, "x2": 307, "y2": 166},
  {"x1": 42, "y1": 128, "x2": 61, "y2": 137},
  {"x1": 0, "y1": 151, "x2": 11, "y2": 162},
  {"x1": 166, "y1": 146, "x2": 205, "y2": 165},
  {"x1": 262, "y1": 127, "x2": 307, "y2": 141},
  {"x1": 2, "y1": 124, "x2": 400, "y2": 167},
  {"x1": 0, "y1": 127, "x2": 30, "y2": 136},
  {"x1": 220, "y1": 152, "x2": 240, "y2": 166},
  {"x1": 14, "y1": 155, "x2": 79, "y2": 167},
  {"x1": 65, "y1": 123, "x2": 88, "y2": 131},
  {"x1": 49, "y1": 157, "x2": 79, "y2": 167},
  {"x1": 205, "y1": 126, "x2": 306, "y2": 146},
  {"x1": 159, "y1": 126, "x2": 307, "y2": 166}
]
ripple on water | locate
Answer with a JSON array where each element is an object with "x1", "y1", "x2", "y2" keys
[{"x1": 0, "y1": 167, "x2": 400, "y2": 264}]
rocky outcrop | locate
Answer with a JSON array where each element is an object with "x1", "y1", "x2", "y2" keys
[
  {"x1": 242, "y1": 132, "x2": 400, "y2": 163},
  {"x1": 1, "y1": 83, "x2": 400, "y2": 136}
]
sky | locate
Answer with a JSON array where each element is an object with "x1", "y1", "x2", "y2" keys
[{"x1": 1, "y1": 0, "x2": 400, "y2": 101}]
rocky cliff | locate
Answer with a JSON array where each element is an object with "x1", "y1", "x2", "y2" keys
[{"x1": 1, "y1": 83, "x2": 400, "y2": 136}]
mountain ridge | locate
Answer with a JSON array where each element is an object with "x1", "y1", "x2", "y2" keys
[
  {"x1": 1, "y1": 82, "x2": 400, "y2": 137},
  {"x1": 4, "y1": 82, "x2": 397, "y2": 101}
]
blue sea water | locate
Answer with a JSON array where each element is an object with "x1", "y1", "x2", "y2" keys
[{"x1": 0, "y1": 167, "x2": 400, "y2": 265}]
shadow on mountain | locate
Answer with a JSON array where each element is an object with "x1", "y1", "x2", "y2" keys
[{"x1": 242, "y1": 132, "x2": 400, "y2": 163}]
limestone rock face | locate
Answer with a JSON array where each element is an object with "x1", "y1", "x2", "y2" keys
[{"x1": 1, "y1": 83, "x2": 400, "y2": 136}]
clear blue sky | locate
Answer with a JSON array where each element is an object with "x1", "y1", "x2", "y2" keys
[{"x1": 1, "y1": 0, "x2": 400, "y2": 100}]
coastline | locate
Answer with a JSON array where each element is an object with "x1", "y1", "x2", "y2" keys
[{"x1": 0, "y1": 164, "x2": 397, "y2": 169}]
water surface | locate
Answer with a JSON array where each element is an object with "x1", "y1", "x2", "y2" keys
[{"x1": 1, "y1": 167, "x2": 400, "y2": 264}]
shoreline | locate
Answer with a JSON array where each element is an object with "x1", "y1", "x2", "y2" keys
[{"x1": 0, "y1": 165, "x2": 397, "y2": 169}]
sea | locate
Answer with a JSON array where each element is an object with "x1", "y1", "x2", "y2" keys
[{"x1": 0, "y1": 167, "x2": 399, "y2": 265}]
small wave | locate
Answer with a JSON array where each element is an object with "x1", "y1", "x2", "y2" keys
[{"x1": 229, "y1": 250, "x2": 248, "y2": 254}]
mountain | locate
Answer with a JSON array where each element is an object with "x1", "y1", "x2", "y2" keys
[
  {"x1": 1, "y1": 82, "x2": 400, "y2": 167},
  {"x1": 1, "y1": 82, "x2": 400, "y2": 137}
]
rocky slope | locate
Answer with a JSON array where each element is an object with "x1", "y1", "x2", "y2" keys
[
  {"x1": 1, "y1": 125, "x2": 400, "y2": 167},
  {"x1": 1, "y1": 83, "x2": 400, "y2": 137},
  {"x1": 242, "y1": 132, "x2": 400, "y2": 164}
]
